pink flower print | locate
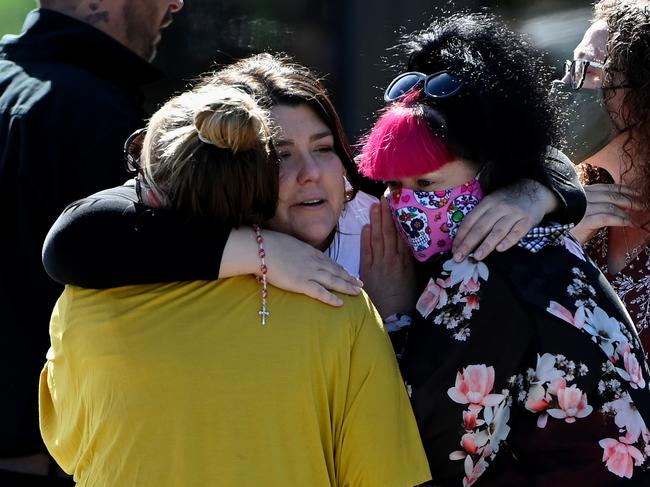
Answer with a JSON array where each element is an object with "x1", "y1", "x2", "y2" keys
[
  {"x1": 615, "y1": 344, "x2": 646, "y2": 389},
  {"x1": 599, "y1": 438, "x2": 645, "y2": 479},
  {"x1": 461, "y1": 294, "x2": 480, "y2": 317},
  {"x1": 525, "y1": 385, "x2": 550, "y2": 413},
  {"x1": 547, "y1": 377, "x2": 568, "y2": 396},
  {"x1": 525, "y1": 375, "x2": 567, "y2": 429},
  {"x1": 483, "y1": 401, "x2": 511, "y2": 455},
  {"x1": 525, "y1": 384, "x2": 552, "y2": 428},
  {"x1": 449, "y1": 431, "x2": 489, "y2": 461},
  {"x1": 416, "y1": 277, "x2": 448, "y2": 319},
  {"x1": 463, "y1": 456, "x2": 487, "y2": 487},
  {"x1": 546, "y1": 301, "x2": 585, "y2": 329},
  {"x1": 461, "y1": 431, "x2": 489, "y2": 455},
  {"x1": 443, "y1": 257, "x2": 489, "y2": 288},
  {"x1": 448, "y1": 365, "x2": 505, "y2": 411},
  {"x1": 532, "y1": 353, "x2": 566, "y2": 385},
  {"x1": 609, "y1": 394, "x2": 650, "y2": 444},
  {"x1": 463, "y1": 410, "x2": 484, "y2": 430},
  {"x1": 547, "y1": 384, "x2": 593, "y2": 423},
  {"x1": 562, "y1": 236, "x2": 586, "y2": 261},
  {"x1": 460, "y1": 276, "x2": 480, "y2": 293},
  {"x1": 583, "y1": 306, "x2": 628, "y2": 359}
]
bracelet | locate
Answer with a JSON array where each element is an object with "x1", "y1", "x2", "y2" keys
[
  {"x1": 253, "y1": 225, "x2": 269, "y2": 326},
  {"x1": 383, "y1": 313, "x2": 412, "y2": 333}
]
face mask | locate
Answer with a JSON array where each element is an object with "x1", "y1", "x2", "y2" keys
[
  {"x1": 387, "y1": 178, "x2": 483, "y2": 262},
  {"x1": 550, "y1": 80, "x2": 620, "y2": 164}
]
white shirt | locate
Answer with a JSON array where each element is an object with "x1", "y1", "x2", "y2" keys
[{"x1": 326, "y1": 191, "x2": 378, "y2": 278}]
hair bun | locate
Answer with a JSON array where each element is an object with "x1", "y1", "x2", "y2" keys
[{"x1": 193, "y1": 87, "x2": 270, "y2": 153}]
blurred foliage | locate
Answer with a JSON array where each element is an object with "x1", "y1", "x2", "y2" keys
[{"x1": 0, "y1": 0, "x2": 33, "y2": 37}]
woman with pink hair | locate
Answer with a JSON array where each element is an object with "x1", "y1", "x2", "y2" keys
[{"x1": 359, "y1": 12, "x2": 650, "y2": 486}]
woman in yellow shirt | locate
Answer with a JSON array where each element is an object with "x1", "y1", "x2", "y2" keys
[{"x1": 39, "y1": 83, "x2": 431, "y2": 486}]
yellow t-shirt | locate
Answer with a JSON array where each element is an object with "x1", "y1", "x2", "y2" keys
[{"x1": 40, "y1": 277, "x2": 431, "y2": 487}]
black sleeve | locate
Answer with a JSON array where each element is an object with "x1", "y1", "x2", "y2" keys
[
  {"x1": 537, "y1": 149, "x2": 587, "y2": 225},
  {"x1": 43, "y1": 183, "x2": 231, "y2": 288}
]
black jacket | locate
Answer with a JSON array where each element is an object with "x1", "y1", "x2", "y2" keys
[{"x1": 0, "y1": 8, "x2": 162, "y2": 456}]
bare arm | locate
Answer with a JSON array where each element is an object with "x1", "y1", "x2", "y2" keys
[{"x1": 222, "y1": 228, "x2": 362, "y2": 307}]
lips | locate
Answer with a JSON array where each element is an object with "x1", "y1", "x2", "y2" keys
[
  {"x1": 292, "y1": 197, "x2": 327, "y2": 208},
  {"x1": 299, "y1": 199, "x2": 325, "y2": 206}
]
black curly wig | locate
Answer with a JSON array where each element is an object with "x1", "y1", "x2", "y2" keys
[{"x1": 392, "y1": 12, "x2": 560, "y2": 194}]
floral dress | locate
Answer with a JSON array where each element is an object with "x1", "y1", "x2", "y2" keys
[
  {"x1": 585, "y1": 228, "x2": 650, "y2": 350},
  {"x1": 401, "y1": 231, "x2": 650, "y2": 486}
]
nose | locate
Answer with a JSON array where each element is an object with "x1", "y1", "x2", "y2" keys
[
  {"x1": 296, "y1": 153, "x2": 321, "y2": 184},
  {"x1": 169, "y1": 0, "x2": 184, "y2": 13}
]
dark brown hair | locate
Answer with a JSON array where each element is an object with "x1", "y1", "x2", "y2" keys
[{"x1": 203, "y1": 53, "x2": 360, "y2": 200}]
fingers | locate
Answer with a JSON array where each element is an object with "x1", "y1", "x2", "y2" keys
[
  {"x1": 451, "y1": 203, "x2": 495, "y2": 262},
  {"x1": 379, "y1": 197, "x2": 398, "y2": 257},
  {"x1": 582, "y1": 202, "x2": 634, "y2": 228},
  {"x1": 318, "y1": 257, "x2": 363, "y2": 289},
  {"x1": 369, "y1": 203, "x2": 385, "y2": 260},
  {"x1": 360, "y1": 224, "x2": 373, "y2": 275},
  {"x1": 295, "y1": 264, "x2": 364, "y2": 307},
  {"x1": 313, "y1": 269, "x2": 362, "y2": 294},
  {"x1": 396, "y1": 226, "x2": 413, "y2": 263},
  {"x1": 302, "y1": 282, "x2": 345, "y2": 307},
  {"x1": 471, "y1": 214, "x2": 530, "y2": 260},
  {"x1": 584, "y1": 184, "x2": 643, "y2": 211},
  {"x1": 494, "y1": 218, "x2": 532, "y2": 252}
]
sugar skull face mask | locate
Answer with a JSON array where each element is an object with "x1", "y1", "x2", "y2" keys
[{"x1": 387, "y1": 178, "x2": 483, "y2": 262}]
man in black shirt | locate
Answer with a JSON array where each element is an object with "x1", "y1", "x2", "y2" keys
[{"x1": 0, "y1": 0, "x2": 183, "y2": 483}]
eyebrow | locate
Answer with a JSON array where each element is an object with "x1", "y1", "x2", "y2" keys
[{"x1": 274, "y1": 130, "x2": 333, "y2": 147}]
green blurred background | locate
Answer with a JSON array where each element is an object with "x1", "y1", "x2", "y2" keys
[
  {"x1": 0, "y1": 0, "x2": 33, "y2": 36},
  {"x1": 0, "y1": 0, "x2": 594, "y2": 137}
]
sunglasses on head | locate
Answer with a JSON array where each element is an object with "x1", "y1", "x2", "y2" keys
[{"x1": 384, "y1": 71, "x2": 465, "y2": 102}]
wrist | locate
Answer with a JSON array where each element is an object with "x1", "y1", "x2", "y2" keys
[{"x1": 219, "y1": 227, "x2": 260, "y2": 278}]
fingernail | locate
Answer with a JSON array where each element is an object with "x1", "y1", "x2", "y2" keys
[
  {"x1": 496, "y1": 244, "x2": 505, "y2": 252},
  {"x1": 453, "y1": 252, "x2": 464, "y2": 262},
  {"x1": 474, "y1": 250, "x2": 484, "y2": 260}
]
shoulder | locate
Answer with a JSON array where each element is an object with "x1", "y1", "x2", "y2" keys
[
  {"x1": 340, "y1": 191, "x2": 378, "y2": 229},
  {"x1": 544, "y1": 146, "x2": 572, "y2": 165},
  {"x1": 1, "y1": 61, "x2": 140, "y2": 125}
]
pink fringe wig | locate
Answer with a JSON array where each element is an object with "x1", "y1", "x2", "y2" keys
[{"x1": 357, "y1": 103, "x2": 454, "y2": 181}]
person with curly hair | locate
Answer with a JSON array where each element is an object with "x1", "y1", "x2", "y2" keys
[
  {"x1": 40, "y1": 52, "x2": 587, "y2": 329},
  {"x1": 563, "y1": 0, "x2": 650, "y2": 344},
  {"x1": 39, "y1": 81, "x2": 432, "y2": 487},
  {"x1": 359, "y1": 12, "x2": 650, "y2": 486}
]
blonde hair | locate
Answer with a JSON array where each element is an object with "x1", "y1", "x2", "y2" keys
[{"x1": 141, "y1": 85, "x2": 278, "y2": 226}]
